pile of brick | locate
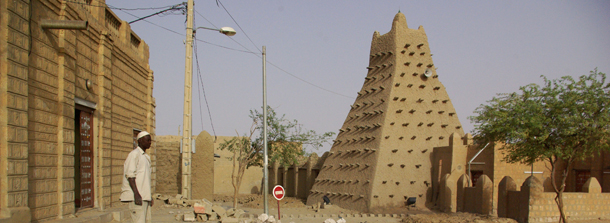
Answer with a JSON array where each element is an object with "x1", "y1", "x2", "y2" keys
[
  {"x1": 154, "y1": 194, "x2": 245, "y2": 222},
  {"x1": 255, "y1": 213, "x2": 277, "y2": 223},
  {"x1": 155, "y1": 194, "x2": 203, "y2": 208}
]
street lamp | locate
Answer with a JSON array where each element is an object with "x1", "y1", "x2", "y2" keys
[
  {"x1": 194, "y1": 26, "x2": 237, "y2": 36},
  {"x1": 181, "y1": 0, "x2": 236, "y2": 199}
]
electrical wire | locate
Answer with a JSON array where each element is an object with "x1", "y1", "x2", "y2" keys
[
  {"x1": 128, "y1": 3, "x2": 186, "y2": 24},
  {"x1": 62, "y1": 0, "x2": 107, "y2": 7},
  {"x1": 63, "y1": 0, "x2": 182, "y2": 11},
  {"x1": 119, "y1": 10, "x2": 254, "y2": 54},
  {"x1": 194, "y1": 10, "x2": 257, "y2": 55},
  {"x1": 216, "y1": 0, "x2": 262, "y2": 53},
  {"x1": 194, "y1": 10, "x2": 218, "y2": 29},
  {"x1": 119, "y1": 6, "x2": 355, "y2": 99},
  {"x1": 195, "y1": 4, "x2": 354, "y2": 99},
  {"x1": 109, "y1": 3, "x2": 185, "y2": 11},
  {"x1": 265, "y1": 60, "x2": 356, "y2": 99},
  {"x1": 193, "y1": 36, "x2": 218, "y2": 137},
  {"x1": 193, "y1": 15, "x2": 216, "y2": 136}
]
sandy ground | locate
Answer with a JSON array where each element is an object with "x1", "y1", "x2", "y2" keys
[{"x1": 116, "y1": 194, "x2": 610, "y2": 223}]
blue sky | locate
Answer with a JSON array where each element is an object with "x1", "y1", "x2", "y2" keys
[{"x1": 106, "y1": 0, "x2": 610, "y2": 153}]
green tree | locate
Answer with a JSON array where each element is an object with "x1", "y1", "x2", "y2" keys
[
  {"x1": 469, "y1": 69, "x2": 610, "y2": 223},
  {"x1": 219, "y1": 106, "x2": 335, "y2": 208},
  {"x1": 249, "y1": 106, "x2": 336, "y2": 167}
]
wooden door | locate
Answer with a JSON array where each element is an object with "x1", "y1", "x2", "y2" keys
[{"x1": 78, "y1": 110, "x2": 94, "y2": 208}]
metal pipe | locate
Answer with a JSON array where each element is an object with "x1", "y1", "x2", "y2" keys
[
  {"x1": 262, "y1": 46, "x2": 269, "y2": 215},
  {"x1": 40, "y1": 20, "x2": 88, "y2": 30},
  {"x1": 467, "y1": 143, "x2": 489, "y2": 187}
]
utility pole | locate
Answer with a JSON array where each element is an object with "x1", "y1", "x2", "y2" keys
[
  {"x1": 181, "y1": 0, "x2": 194, "y2": 199},
  {"x1": 262, "y1": 46, "x2": 269, "y2": 214}
]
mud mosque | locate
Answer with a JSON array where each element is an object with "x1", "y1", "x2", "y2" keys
[{"x1": 305, "y1": 11, "x2": 464, "y2": 211}]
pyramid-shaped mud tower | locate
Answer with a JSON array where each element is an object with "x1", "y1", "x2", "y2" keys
[{"x1": 306, "y1": 12, "x2": 464, "y2": 212}]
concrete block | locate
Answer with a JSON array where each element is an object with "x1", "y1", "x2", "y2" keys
[
  {"x1": 208, "y1": 212, "x2": 219, "y2": 220},
  {"x1": 183, "y1": 212, "x2": 196, "y2": 222},
  {"x1": 258, "y1": 213, "x2": 269, "y2": 222},
  {"x1": 267, "y1": 215, "x2": 276, "y2": 222},
  {"x1": 226, "y1": 208, "x2": 236, "y2": 216},
  {"x1": 197, "y1": 214, "x2": 208, "y2": 221},
  {"x1": 185, "y1": 200, "x2": 199, "y2": 206},
  {"x1": 233, "y1": 209, "x2": 245, "y2": 218},
  {"x1": 212, "y1": 205, "x2": 226, "y2": 216}
]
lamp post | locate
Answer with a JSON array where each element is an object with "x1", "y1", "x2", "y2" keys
[
  {"x1": 182, "y1": 0, "x2": 235, "y2": 199},
  {"x1": 262, "y1": 46, "x2": 269, "y2": 214}
]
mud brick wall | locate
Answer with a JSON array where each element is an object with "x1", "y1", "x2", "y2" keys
[
  {"x1": 191, "y1": 131, "x2": 214, "y2": 200},
  {"x1": 155, "y1": 135, "x2": 265, "y2": 196},
  {"x1": 1, "y1": 0, "x2": 31, "y2": 221},
  {"x1": 499, "y1": 176, "x2": 610, "y2": 223},
  {"x1": 213, "y1": 136, "x2": 263, "y2": 195},
  {"x1": 155, "y1": 136, "x2": 181, "y2": 195}
]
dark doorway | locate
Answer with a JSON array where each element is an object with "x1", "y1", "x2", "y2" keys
[
  {"x1": 574, "y1": 170, "x2": 591, "y2": 192},
  {"x1": 470, "y1": 171, "x2": 484, "y2": 187},
  {"x1": 75, "y1": 108, "x2": 94, "y2": 209}
]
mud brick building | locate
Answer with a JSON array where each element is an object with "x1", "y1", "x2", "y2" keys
[
  {"x1": 306, "y1": 12, "x2": 464, "y2": 212},
  {"x1": 0, "y1": 0, "x2": 155, "y2": 222}
]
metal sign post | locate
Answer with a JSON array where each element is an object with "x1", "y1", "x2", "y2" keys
[{"x1": 272, "y1": 185, "x2": 285, "y2": 220}]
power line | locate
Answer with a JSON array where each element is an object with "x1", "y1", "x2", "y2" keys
[
  {"x1": 194, "y1": 10, "x2": 218, "y2": 29},
  {"x1": 266, "y1": 60, "x2": 356, "y2": 99},
  {"x1": 216, "y1": 0, "x2": 262, "y2": 53},
  {"x1": 119, "y1": 10, "x2": 255, "y2": 54},
  {"x1": 62, "y1": 0, "x2": 107, "y2": 7},
  {"x1": 120, "y1": 7, "x2": 354, "y2": 99},
  {"x1": 109, "y1": 3, "x2": 186, "y2": 11},
  {"x1": 194, "y1": 10, "x2": 257, "y2": 55},
  {"x1": 193, "y1": 36, "x2": 217, "y2": 137},
  {"x1": 128, "y1": 3, "x2": 186, "y2": 24},
  {"x1": 63, "y1": 0, "x2": 183, "y2": 11},
  {"x1": 195, "y1": 4, "x2": 353, "y2": 99}
]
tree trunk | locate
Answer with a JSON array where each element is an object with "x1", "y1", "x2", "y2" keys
[
  {"x1": 550, "y1": 157, "x2": 572, "y2": 223},
  {"x1": 232, "y1": 149, "x2": 239, "y2": 208},
  {"x1": 555, "y1": 191, "x2": 567, "y2": 223}
]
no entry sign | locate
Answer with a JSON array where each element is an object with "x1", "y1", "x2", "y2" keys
[{"x1": 273, "y1": 185, "x2": 285, "y2": 200}]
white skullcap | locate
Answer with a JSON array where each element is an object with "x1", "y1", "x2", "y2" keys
[{"x1": 136, "y1": 131, "x2": 150, "y2": 140}]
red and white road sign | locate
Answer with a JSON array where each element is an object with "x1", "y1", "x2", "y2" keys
[{"x1": 272, "y1": 185, "x2": 285, "y2": 200}]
